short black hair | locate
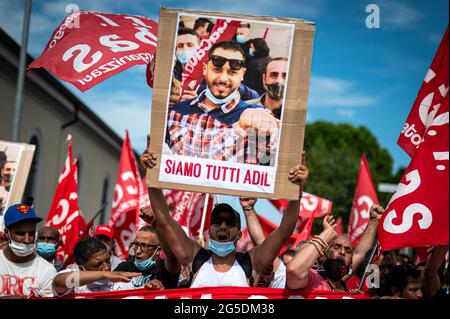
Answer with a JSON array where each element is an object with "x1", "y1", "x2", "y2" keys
[
  {"x1": 209, "y1": 41, "x2": 246, "y2": 62},
  {"x1": 248, "y1": 38, "x2": 270, "y2": 58},
  {"x1": 385, "y1": 264, "x2": 422, "y2": 295},
  {"x1": 139, "y1": 225, "x2": 157, "y2": 234},
  {"x1": 239, "y1": 22, "x2": 250, "y2": 29},
  {"x1": 193, "y1": 18, "x2": 212, "y2": 31},
  {"x1": 74, "y1": 237, "x2": 107, "y2": 266},
  {"x1": 263, "y1": 57, "x2": 288, "y2": 74}
]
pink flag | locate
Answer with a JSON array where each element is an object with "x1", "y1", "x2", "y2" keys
[
  {"x1": 28, "y1": 11, "x2": 157, "y2": 92},
  {"x1": 379, "y1": 28, "x2": 449, "y2": 251},
  {"x1": 348, "y1": 155, "x2": 380, "y2": 246},
  {"x1": 109, "y1": 131, "x2": 142, "y2": 258},
  {"x1": 397, "y1": 27, "x2": 449, "y2": 158},
  {"x1": 46, "y1": 137, "x2": 86, "y2": 263}
]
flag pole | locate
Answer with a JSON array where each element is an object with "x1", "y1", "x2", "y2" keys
[
  {"x1": 358, "y1": 241, "x2": 379, "y2": 290},
  {"x1": 215, "y1": 194, "x2": 221, "y2": 204},
  {"x1": 198, "y1": 193, "x2": 210, "y2": 243}
]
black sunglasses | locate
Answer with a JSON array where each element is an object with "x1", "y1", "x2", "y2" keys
[
  {"x1": 211, "y1": 216, "x2": 238, "y2": 228},
  {"x1": 208, "y1": 55, "x2": 246, "y2": 71}
]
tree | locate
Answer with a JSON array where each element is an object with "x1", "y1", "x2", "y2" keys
[{"x1": 303, "y1": 121, "x2": 395, "y2": 233}]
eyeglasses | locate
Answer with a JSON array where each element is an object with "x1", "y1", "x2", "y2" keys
[
  {"x1": 130, "y1": 241, "x2": 159, "y2": 251},
  {"x1": 208, "y1": 55, "x2": 246, "y2": 71},
  {"x1": 211, "y1": 216, "x2": 238, "y2": 228}
]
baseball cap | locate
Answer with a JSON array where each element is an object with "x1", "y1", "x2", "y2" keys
[
  {"x1": 4, "y1": 203, "x2": 43, "y2": 228},
  {"x1": 210, "y1": 203, "x2": 241, "y2": 229},
  {"x1": 93, "y1": 224, "x2": 114, "y2": 239}
]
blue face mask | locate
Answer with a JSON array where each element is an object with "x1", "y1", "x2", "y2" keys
[
  {"x1": 248, "y1": 48, "x2": 255, "y2": 57},
  {"x1": 236, "y1": 35, "x2": 246, "y2": 44},
  {"x1": 134, "y1": 257, "x2": 155, "y2": 271},
  {"x1": 176, "y1": 49, "x2": 196, "y2": 65},
  {"x1": 36, "y1": 242, "x2": 56, "y2": 258},
  {"x1": 205, "y1": 87, "x2": 239, "y2": 106},
  {"x1": 208, "y1": 239, "x2": 236, "y2": 257}
]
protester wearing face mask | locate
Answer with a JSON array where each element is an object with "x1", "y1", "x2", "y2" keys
[
  {"x1": 0, "y1": 161, "x2": 17, "y2": 214},
  {"x1": 36, "y1": 226, "x2": 63, "y2": 271},
  {"x1": 93, "y1": 224, "x2": 123, "y2": 270},
  {"x1": 235, "y1": 22, "x2": 251, "y2": 46},
  {"x1": 0, "y1": 203, "x2": 57, "y2": 298},
  {"x1": 141, "y1": 140, "x2": 309, "y2": 288},
  {"x1": 247, "y1": 57, "x2": 288, "y2": 120},
  {"x1": 286, "y1": 205, "x2": 385, "y2": 291},
  {"x1": 52, "y1": 237, "x2": 140, "y2": 296},
  {"x1": 114, "y1": 226, "x2": 180, "y2": 290},
  {"x1": 241, "y1": 38, "x2": 271, "y2": 96}
]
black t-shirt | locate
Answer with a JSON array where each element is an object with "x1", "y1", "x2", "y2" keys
[{"x1": 113, "y1": 259, "x2": 179, "y2": 289}]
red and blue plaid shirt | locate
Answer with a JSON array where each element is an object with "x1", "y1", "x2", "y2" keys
[{"x1": 165, "y1": 91, "x2": 279, "y2": 165}]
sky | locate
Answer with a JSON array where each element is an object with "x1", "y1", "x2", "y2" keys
[{"x1": 0, "y1": 0, "x2": 448, "y2": 227}]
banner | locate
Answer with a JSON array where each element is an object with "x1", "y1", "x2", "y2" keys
[
  {"x1": 60, "y1": 286, "x2": 369, "y2": 299},
  {"x1": 110, "y1": 131, "x2": 143, "y2": 258},
  {"x1": 397, "y1": 27, "x2": 449, "y2": 158},
  {"x1": 46, "y1": 137, "x2": 86, "y2": 262},
  {"x1": 180, "y1": 19, "x2": 240, "y2": 95},
  {"x1": 28, "y1": 11, "x2": 157, "y2": 92},
  {"x1": 348, "y1": 155, "x2": 379, "y2": 246},
  {"x1": 378, "y1": 28, "x2": 449, "y2": 251}
]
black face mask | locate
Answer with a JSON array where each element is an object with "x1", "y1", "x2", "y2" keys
[
  {"x1": 264, "y1": 82, "x2": 285, "y2": 100},
  {"x1": 323, "y1": 258, "x2": 349, "y2": 281},
  {"x1": 2, "y1": 173, "x2": 14, "y2": 183}
]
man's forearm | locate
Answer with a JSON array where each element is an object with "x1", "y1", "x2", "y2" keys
[
  {"x1": 243, "y1": 208, "x2": 266, "y2": 245},
  {"x1": 354, "y1": 220, "x2": 378, "y2": 255}
]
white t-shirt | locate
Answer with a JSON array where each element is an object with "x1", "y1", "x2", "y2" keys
[
  {"x1": 0, "y1": 250, "x2": 57, "y2": 298},
  {"x1": 269, "y1": 261, "x2": 286, "y2": 288},
  {"x1": 190, "y1": 257, "x2": 249, "y2": 288}
]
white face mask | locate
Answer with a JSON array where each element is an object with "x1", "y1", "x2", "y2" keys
[{"x1": 9, "y1": 238, "x2": 35, "y2": 257}]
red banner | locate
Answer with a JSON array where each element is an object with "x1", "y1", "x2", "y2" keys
[
  {"x1": 378, "y1": 29, "x2": 449, "y2": 251},
  {"x1": 348, "y1": 155, "x2": 379, "y2": 246},
  {"x1": 27, "y1": 11, "x2": 157, "y2": 92},
  {"x1": 109, "y1": 131, "x2": 142, "y2": 258},
  {"x1": 180, "y1": 19, "x2": 240, "y2": 95},
  {"x1": 397, "y1": 27, "x2": 449, "y2": 158},
  {"x1": 270, "y1": 192, "x2": 333, "y2": 218},
  {"x1": 163, "y1": 190, "x2": 213, "y2": 238},
  {"x1": 59, "y1": 286, "x2": 369, "y2": 299},
  {"x1": 46, "y1": 138, "x2": 86, "y2": 263}
]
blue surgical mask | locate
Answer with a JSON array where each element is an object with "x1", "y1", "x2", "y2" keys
[
  {"x1": 205, "y1": 87, "x2": 239, "y2": 106},
  {"x1": 248, "y1": 48, "x2": 255, "y2": 57},
  {"x1": 208, "y1": 239, "x2": 236, "y2": 257},
  {"x1": 176, "y1": 49, "x2": 196, "y2": 65},
  {"x1": 236, "y1": 35, "x2": 245, "y2": 44},
  {"x1": 134, "y1": 257, "x2": 155, "y2": 271},
  {"x1": 36, "y1": 242, "x2": 56, "y2": 258}
]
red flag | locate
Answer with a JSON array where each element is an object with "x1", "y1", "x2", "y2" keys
[
  {"x1": 180, "y1": 19, "x2": 240, "y2": 94},
  {"x1": 335, "y1": 216, "x2": 343, "y2": 235},
  {"x1": 109, "y1": 131, "x2": 142, "y2": 259},
  {"x1": 397, "y1": 27, "x2": 449, "y2": 158},
  {"x1": 166, "y1": 190, "x2": 213, "y2": 238},
  {"x1": 292, "y1": 211, "x2": 314, "y2": 248},
  {"x1": 379, "y1": 29, "x2": 449, "y2": 251},
  {"x1": 236, "y1": 228, "x2": 255, "y2": 253},
  {"x1": 28, "y1": 11, "x2": 157, "y2": 92},
  {"x1": 348, "y1": 155, "x2": 380, "y2": 246},
  {"x1": 46, "y1": 137, "x2": 86, "y2": 263},
  {"x1": 269, "y1": 192, "x2": 333, "y2": 219}
]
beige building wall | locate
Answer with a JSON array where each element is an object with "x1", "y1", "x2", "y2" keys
[{"x1": 0, "y1": 29, "x2": 129, "y2": 225}]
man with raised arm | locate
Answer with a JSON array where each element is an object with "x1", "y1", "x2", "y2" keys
[{"x1": 141, "y1": 135, "x2": 308, "y2": 287}]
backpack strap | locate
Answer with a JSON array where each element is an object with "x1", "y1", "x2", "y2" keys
[
  {"x1": 188, "y1": 248, "x2": 212, "y2": 287},
  {"x1": 236, "y1": 252, "x2": 254, "y2": 287}
]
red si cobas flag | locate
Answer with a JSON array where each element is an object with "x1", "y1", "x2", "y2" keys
[
  {"x1": 28, "y1": 11, "x2": 157, "y2": 92},
  {"x1": 379, "y1": 27, "x2": 449, "y2": 251},
  {"x1": 348, "y1": 154, "x2": 379, "y2": 246},
  {"x1": 109, "y1": 131, "x2": 143, "y2": 258},
  {"x1": 46, "y1": 137, "x2": 86, "y2": 262}
]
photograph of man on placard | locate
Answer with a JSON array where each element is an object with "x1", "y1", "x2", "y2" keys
[
  {"x1": 0, "y1": 143, "x2": 21, "y2": 216},
  {"x1": 160, "y1": 14, "x2": 294, "y2": 193}
]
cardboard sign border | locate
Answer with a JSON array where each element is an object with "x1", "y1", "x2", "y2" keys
[
  {"x1": 0, "y1": 140, "x2": 35, "y2": 230},
  {"x1": 148, "y1": 7, "x2": 315, "y2": 200}
]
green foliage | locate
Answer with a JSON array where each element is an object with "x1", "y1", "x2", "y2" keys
[{"x1": 303, "y1": 121, "x2": 396, "y2": 234}]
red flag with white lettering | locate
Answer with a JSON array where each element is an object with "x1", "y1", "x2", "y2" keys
[
  {"x1": 166, "y1": 190, "x2": 213, "y2": 238},
  {"x1": 379, "y1": 28, "x2": 449, "y2": 250},
  {"x1": 46, "y1": 137, "x2": 86, "y2": 263},
  {"x1": 348, "y1": 155, "x2": 380, "y2": 246},
  {"x1": 270, "y1": 192, "x2": 333, "y2": 218},
  {"x1": 27, "y1": 11, "x2": 157, "y2": 92},
  {"x1": 180, "y1": 19, "x2": 240, "y2": 95},
  {"x1": 335, "y1": 216, "x2": 344, "y2": 235},
  {"x1": 397, "y1": 27, "x2": 449, "y2": 158},
  {"x1": 109, "y1": 131, "x2": 142, "y2": 259}
]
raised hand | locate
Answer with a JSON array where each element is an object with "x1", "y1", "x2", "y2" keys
[
  {"x1": 239, "y1": 197, "x2": 257, "y2": 210},
  {"x1": 140, "y1": 134, "x2": 157, "y2": 169},
  {"x1": 139, "y1": 206, "x2": 156, "y2": 225},
  {"x1": 288, "y1": 151, "x2": 309, "y2": 188},
  {"x1": 369, "y1": 204, "x2": 385, "y2": 221},
  {"x1": 234, "y1": 108, "x2": 279, "y2": 137}
]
